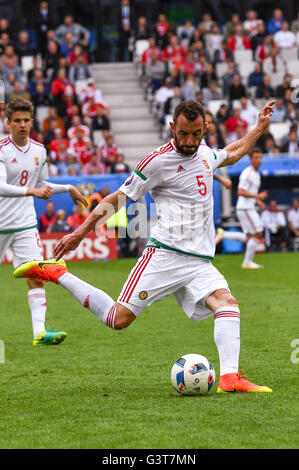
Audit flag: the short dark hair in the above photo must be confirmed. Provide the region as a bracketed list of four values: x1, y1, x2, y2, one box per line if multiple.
[6, 98, 34, 120]
[173, 99, 206, 125]
[249, 146, 263, 157]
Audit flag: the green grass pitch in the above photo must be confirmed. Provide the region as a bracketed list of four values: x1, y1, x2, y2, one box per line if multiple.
[0, 253, 299, 449]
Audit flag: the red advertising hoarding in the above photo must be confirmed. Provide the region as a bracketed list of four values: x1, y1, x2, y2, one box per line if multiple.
[2, 231, 118, 264]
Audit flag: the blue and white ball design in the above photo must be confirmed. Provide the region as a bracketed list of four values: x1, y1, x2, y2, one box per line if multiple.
[171, 353, 216, 396]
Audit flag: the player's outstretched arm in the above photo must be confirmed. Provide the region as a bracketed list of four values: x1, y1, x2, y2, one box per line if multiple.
[54, 190, 129, 260]
[213, 173, 232, 189]
[220, 101, 275, 167]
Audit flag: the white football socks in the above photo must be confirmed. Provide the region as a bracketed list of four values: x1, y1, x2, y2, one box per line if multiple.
[244, 237, 258, 265]
[58, 273, 116, 329]
[214, 306, 240, 376]
[27, 288, 47, 337]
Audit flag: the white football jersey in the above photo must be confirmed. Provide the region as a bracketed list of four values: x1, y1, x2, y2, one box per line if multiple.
[236, 165, 261, 210]
[0, 136, 48, 232]
[120, 139, 227, 260]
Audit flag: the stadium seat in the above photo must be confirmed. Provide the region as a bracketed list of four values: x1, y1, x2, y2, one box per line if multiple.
[133, 39, 150, 64]
[21, 56, 34, 74]
[270, 72, 285, 88]
[280, 47, 298, 62]
[215, 62, 228, 80]
[36, 105, 50, 130]
[92, 130, 103, 146]
[207, 99, 229, 115]
[75, 79, 90, 97]
[269, 122, 290, 144]
[233, 50, 253, 64]
[286, 60, 299, 76]
[239, 61, 256, 81]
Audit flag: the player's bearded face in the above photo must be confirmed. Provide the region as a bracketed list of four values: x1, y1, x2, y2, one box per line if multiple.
[171, 114, 206, 156]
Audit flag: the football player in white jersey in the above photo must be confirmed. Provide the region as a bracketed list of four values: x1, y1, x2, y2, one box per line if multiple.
[0, 98, 87, 345]
[15, 99, 275, 393]
[216, 147, 268, 269]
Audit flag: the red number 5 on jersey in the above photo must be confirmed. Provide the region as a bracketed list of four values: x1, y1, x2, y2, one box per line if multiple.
[196, 175, 207, 196]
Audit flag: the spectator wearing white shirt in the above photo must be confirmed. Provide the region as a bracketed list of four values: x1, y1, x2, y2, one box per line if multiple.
[155, 77, 174, 113]
[261, 200, 288, 251]
[239, 96, 259, 127]
[270, 98, 286, 122]
[274, 21, 296, 49]
[243, 10, 264, 39]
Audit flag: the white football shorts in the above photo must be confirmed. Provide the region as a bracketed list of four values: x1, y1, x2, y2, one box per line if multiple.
[236, 209, 263, 235]
[0, 228, 44, 268]
[118, 246, 230, 321]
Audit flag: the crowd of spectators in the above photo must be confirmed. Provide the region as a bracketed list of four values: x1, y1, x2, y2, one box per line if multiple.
[0, 1, 130, 178]
[134, 7, 299, 154]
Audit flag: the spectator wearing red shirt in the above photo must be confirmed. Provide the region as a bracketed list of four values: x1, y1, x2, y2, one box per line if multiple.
[163, 35, 187, 63]
[49, 128, 69, 160]
[228, 24, 251, 52]
[69, 128, 90, 163]
[69, 43, 90, 65]
[67, 205, 88, 230]
[67, 115, 90, 140]
[82, 96, 108, 121]
[142, 37, 162, 66]
[225, 107, 248, 134]
[155, 13, 169, 48]
[52, 68, 74, 115]
[98, 134, 121, 169]
[39, 201, 57, 233]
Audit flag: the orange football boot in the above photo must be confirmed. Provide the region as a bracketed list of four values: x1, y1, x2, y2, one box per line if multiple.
[13, 259, 68, 284]
[217, 370, 272, 393]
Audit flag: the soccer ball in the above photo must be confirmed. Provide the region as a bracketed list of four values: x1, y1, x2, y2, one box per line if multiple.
[171, 354, 216, 396]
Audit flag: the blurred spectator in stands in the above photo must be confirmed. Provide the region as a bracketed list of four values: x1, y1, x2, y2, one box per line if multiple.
[222, 61, 237, 97]
[255, 34, 273, 62]
[200, 62, 217, 89]
[239, 96, 259, 127]
[215, 103, 229, 125]
[163, 34, 187, 68]
[248, 62, 264, 88]
[250, 22, 267, 52]
[177, 20, 195, 51]
[145, 50, 165, 93]
[0, 108, 9, 135]
[256, 125, 275, 152]
[29, 68, 50, 98]
[189, 35, 207, 62]
[276, 73, 292, 98]
[256, 74, 274, 100]
[227, 24, 251, 52]
[284, 101, 297, 125]
[80, 78, 103, 106]
[45, 40, 61, 76]
[83, 152, 105, 175]
[91, 106, 110, 133]
[205, 23, 223, 57]
[224, 13, 241, 38]
[16, 31, 37, 58]
[155, 77, 174, 114]
[69, 127, 90, 162]
[264, 136, 277, 155]
[0, 17, 12, 37]
[270, 97, 286, 122]
[44, 118, 61, 146]
[67, 204, 88, 230]
[69, 52, 93, 84]
[57, 152, 81, 176]
[267, 8, 285, 34]
[67, 115, 90, 140]
[60, 31, 75, 57]
[55, 15, 90, 49]
[213, 39, 233, 63]
[34, 1, 55, 55]
[273, 21, 296, 49]
[224, 107, 248, 142]
[134, 16, 151, 40]
[287, 198, 299, 241]
[195, 52, 208, 78]
[142, 37, 162, 68]
[98, 134, 122, 170]
[39, 201, 57, 233]
[118, 0, 134, 61]
[181, 74, 200, 101]
[1, 44, 22, 83]
[243, 10, 264, 39]
[4, 72, 16, 101]
[27, 57, 44, 82]
[46, 153, 58, 177]
[51, 139, 69, 164]
[182, 50, 196, 76]
[202, 80, 222, 102]
[155, 13, 169, 49]
[280, 129, 299, 153]
[164, 86, 183, 116]
[261, 200, 288, 252]
[198, 12, 213, 35]
[63, 103, 81, 130]
[10, 81, 31, 102]
[229, 74, 246, 101]
[31, 83, 51, 108]
[0, 31, 12, 56]
[51, 68, 74, 115]
[82, 96, 108, 123]
[110, 154, 130, 174]
[50, 209, 72, 233]
[205, 120, 225, 148]
[43, 106, 65, 134]
[49, 127, 69, 160]
[69, 43, 89, 66]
